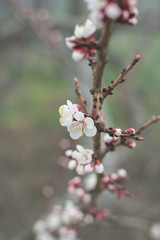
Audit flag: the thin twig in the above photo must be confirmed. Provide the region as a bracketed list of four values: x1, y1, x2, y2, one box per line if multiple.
[136, 115, 160, 134]
[102, 55, 141, 98]
[74, 77, 89, 114]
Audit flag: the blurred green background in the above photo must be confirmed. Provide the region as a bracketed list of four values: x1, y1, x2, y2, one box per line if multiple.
[0, 0, 160, 240]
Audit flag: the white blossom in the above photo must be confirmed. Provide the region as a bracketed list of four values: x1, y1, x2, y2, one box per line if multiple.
[74, 19, 96, 38]
[68, 112, 97, 139]
[59, 100, 78, 127]
[72, 145, 93, 164]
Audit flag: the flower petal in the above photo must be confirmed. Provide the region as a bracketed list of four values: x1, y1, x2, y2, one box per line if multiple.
[84, 117, 94, 129]
[76, 144, 84, 153]
[74, 112, 84, 121]
[84, 126, 97, 137]
[67, 100, 73, 109]
[68, 123, 83, 140]
[72, 150, 82, 159]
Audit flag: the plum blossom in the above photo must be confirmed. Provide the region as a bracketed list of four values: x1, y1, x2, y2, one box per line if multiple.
[59, 100, 78, 127]
[65, 19, 96, 61]
[72, 145, 93, 164]
[74, 19, 96, 38]
[68, 112, 97, 139]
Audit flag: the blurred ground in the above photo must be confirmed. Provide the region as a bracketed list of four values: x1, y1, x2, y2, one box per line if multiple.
[0, 0, 160, 240]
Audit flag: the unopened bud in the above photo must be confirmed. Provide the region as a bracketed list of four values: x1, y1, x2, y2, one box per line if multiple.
[112, 127, 122, 137]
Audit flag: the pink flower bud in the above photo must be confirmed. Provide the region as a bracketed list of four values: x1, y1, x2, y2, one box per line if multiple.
[105, 3, 121, 20]
[125, 128, 135, 134]
[65, 150, 73, 158]
[68, 160, 77, 170]
[117, 169, 127, 178]
[111, 173, 118, 181]
[84, 214, 94, 224]
[108, 184, 116, 191]
[75, 188, 85, 198]
[82, 193, 91, 203]
[126, 140, 136, 148]
[118, 190, 125, 199]
[68, 185, 76, 193]
[121, 10, 130, 21]
[102, 175, 110, 187]
[103, 134, 113, 144]
[112, 127, 122, 137]
[128, 17, 138, 25]
[95, 161, 104, 174]
[135, 54, 141, 60]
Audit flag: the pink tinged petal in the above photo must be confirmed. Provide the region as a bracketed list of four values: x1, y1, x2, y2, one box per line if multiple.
[84, 125, 97, 137]
[84, 117, 94, 129]
[76, 144, 84, 153]
[74, 112, 85, 121]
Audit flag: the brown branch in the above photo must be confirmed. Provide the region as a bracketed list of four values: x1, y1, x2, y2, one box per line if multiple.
[136, 115, 160, 134]
[74, 77, 89, 114]
[102, 55, 141, 98]
[93, 20, 115, 89]
[90, 20, 116, 209]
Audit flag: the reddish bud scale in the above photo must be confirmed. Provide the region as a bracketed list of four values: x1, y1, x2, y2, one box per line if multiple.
[125, 128, 135, 134]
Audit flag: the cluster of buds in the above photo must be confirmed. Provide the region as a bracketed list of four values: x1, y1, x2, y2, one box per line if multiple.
[33, 201, 94, 240]
[102, 169, 130, 199]
[92, 208, 111, 221]
[68, 177, 91, 204]
[84, 0, 138, 28]
[65, 145, 104, 175]
[65, 19, 97, 61]
[59, 100, 97, 139]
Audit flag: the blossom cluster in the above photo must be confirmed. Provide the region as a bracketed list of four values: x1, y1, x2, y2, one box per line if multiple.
[65, 19, 96, 61]
[84, 0, 138, 28]
[65, 144, 104, 175]
[33, 201, 93, 240]
[59, 100, 97, 139]
[102, 169, 129, 199]
[68, 176, 92, 204]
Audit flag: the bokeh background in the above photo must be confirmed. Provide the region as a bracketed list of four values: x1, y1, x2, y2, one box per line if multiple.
[0, 0, 160, 239]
